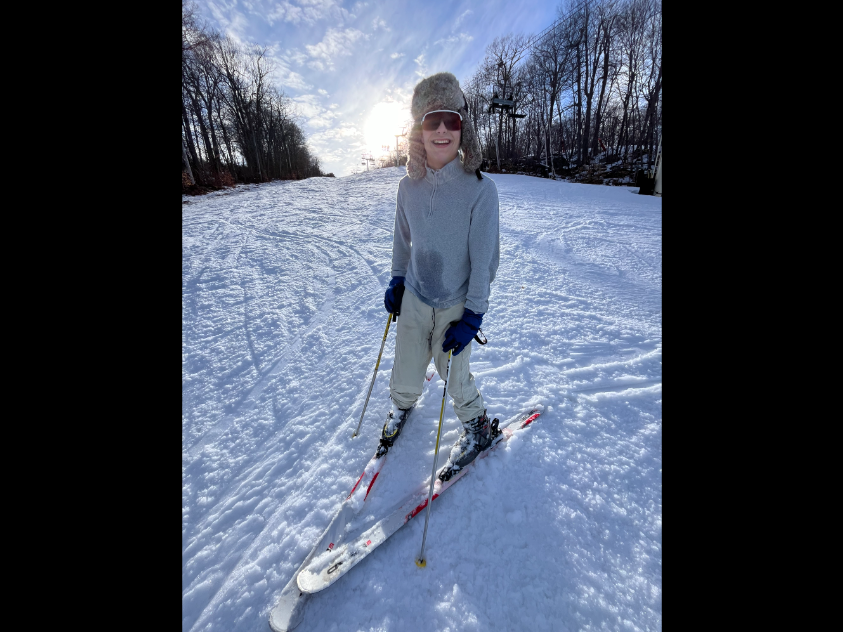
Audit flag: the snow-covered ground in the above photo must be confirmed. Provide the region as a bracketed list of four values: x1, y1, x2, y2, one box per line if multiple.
[182, 167, 662, 632]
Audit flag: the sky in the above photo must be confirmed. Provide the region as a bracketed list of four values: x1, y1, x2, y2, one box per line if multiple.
[194, 0, 565, 176]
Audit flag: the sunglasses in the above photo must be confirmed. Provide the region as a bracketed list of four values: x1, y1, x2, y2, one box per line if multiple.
[420, 110, 462, 132]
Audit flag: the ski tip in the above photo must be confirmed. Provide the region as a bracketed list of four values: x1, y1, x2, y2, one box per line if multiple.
[415, 557, 427, 568]
[268, 587, 308, 631]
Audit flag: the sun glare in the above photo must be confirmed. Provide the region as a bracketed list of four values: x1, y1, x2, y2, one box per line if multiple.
[364, 101, 410, 158]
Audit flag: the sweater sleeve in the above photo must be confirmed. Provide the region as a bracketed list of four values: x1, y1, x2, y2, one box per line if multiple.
[391, 182, 411, 278]
[465, 180, 500, 314]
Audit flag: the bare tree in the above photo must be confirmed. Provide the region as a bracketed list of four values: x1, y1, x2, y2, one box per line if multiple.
[640, 1, 662, 168]
[589, 0, 620, 161]
[182, 4, 326, 191]
[480, 34, 531, 168]
[453, 0, 660, 185]
[530, 17, 575, 174]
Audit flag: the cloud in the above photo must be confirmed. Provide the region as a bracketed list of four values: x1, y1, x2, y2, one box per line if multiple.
[318, 89, 329, 96]
[307, 125, 366, 167]
[293, 94, 339, 128]
[390, 52, 404, 59]
[278, 70, 313, 91]
[261, 46, 314, 91]
[266, 0, 356, 27]
[266, 2, 301, 25]
[414, 53, 427, 77]
[433, 32, 474, 46]
[308, 113, 339, 128]
[204, 1, 251, 42]
[293, 94, 322, 116]
[372, 17, 389, 31]
[453, 9, 473, 29]
[305, 27, 368, 72]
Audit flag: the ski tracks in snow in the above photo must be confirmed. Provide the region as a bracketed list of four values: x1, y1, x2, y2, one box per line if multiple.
[183, 174, 402, 632]
[185, 264, 337, 459]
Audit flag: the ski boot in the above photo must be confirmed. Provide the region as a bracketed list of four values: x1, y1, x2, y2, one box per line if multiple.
[438, 410, 499, 481]
[375, 405, 415, 458]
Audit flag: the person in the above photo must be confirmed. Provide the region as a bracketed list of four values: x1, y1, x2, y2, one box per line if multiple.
[378, 72, 500, 477]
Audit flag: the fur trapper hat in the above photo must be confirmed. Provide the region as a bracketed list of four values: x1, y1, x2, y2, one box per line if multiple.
[407, 72, 482, 180]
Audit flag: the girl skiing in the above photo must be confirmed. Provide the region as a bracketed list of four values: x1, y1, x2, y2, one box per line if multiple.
[380, 72, 500, 476]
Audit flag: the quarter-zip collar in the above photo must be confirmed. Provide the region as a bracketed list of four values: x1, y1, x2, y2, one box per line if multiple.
[424, 156, 462, 186]
[424, 156, 462, 218]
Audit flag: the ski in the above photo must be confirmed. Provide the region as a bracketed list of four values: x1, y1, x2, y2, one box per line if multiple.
[296, 406, 542, 594]
[269, 366, 437, 631]
[268, 446, 387, 631]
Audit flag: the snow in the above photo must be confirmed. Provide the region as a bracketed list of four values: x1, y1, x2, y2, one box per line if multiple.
[182, 167, 662, 632]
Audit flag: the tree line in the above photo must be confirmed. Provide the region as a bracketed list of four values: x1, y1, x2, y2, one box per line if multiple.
[182, 1, 328, 192]
[458, 0, 661, 180]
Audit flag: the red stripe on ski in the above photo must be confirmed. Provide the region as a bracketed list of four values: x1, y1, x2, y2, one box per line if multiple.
[407, 492, 439, 521]
[364, 471, 380, 500]
[404, 412, 542, 521]
[346, 469, 367, 500]
[519, 412, 541, 428]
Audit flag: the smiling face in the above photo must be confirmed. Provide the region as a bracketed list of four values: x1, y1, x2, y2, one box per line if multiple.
[422, 118, 461, 170]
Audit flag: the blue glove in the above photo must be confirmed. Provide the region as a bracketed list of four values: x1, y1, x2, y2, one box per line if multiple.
[384, 276, 406, 315]
[442, 309, 483, 356]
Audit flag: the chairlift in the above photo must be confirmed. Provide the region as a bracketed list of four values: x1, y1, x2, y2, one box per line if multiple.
[489, 96, 515, 114]
[490, 97, 515, 109]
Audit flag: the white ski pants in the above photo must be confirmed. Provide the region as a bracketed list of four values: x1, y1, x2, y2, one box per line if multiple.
[389, 288, 485, 423]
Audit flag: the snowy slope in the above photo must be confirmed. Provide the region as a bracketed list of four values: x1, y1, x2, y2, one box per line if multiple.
[182, 168, 662, 632]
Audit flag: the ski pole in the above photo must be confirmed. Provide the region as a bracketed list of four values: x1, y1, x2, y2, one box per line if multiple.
[352, 311, 395, 438]
[416, 349, 452, 568]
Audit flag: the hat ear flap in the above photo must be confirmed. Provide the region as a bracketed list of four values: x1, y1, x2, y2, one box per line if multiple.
[407, 125, 426, 179]
[459, 114, 482, 173]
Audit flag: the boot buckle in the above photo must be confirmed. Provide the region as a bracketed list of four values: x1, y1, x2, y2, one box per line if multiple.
[490, 417, 501, 440]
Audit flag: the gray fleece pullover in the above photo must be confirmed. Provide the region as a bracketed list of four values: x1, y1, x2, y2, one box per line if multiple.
[391, 157, 500, 314]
